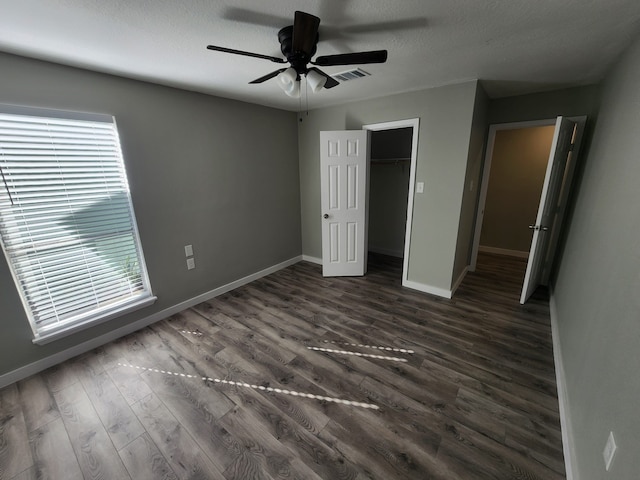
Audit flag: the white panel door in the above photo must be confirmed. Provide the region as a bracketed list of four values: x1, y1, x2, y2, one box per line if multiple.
[520, 117, 576, 304]
[320, 130, 369, 276]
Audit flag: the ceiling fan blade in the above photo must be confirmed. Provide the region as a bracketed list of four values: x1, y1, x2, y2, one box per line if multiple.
[292, 11, 320, 57]
[249, 68, 288, 84]
[320, 18, 428, 41]
[313, 50, 388, 67]
[222, 7, 287, 28]
[308, 67, 339, 89]
[207, 45, 286, 64]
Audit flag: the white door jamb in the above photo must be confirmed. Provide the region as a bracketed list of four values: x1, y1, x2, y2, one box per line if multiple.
[363, 118, 420, 288]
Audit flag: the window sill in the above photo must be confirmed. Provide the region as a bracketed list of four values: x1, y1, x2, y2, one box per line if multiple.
[32, 295, 157, 345]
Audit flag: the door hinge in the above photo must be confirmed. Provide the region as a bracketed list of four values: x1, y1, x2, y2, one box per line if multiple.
[569, 143, 575, 152]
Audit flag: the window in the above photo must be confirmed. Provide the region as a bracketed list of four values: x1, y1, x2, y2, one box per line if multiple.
[0, 105, 155, 344]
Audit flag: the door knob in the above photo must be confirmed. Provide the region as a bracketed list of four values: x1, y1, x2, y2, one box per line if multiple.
[323, 214, 329, 219]
[541, 226, 549, 231]
[528, 224, 536, 230]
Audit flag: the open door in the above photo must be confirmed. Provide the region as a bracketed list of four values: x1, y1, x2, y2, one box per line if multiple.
[320, 130, 369, 276]
[520, 117, 576, 304]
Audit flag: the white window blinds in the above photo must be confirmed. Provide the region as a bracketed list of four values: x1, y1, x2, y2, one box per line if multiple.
[0, 105, 154, 343]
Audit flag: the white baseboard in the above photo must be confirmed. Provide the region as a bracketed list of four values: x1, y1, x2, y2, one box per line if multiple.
[451, 266, 469, 297]
[403, 279, 452, 299]
[479, 245, 529, 259]
[549, 291, 578, 480]
[301, 255, 322, 265]
[403, 267, 468, 299]
[0, 255, 303, 389]
[368, 246, 404, 258]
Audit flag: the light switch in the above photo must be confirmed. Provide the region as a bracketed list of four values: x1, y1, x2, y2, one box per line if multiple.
[186, 258, 195, 270]
[184, 245, 193, 257]
[416, 182, 424, 194]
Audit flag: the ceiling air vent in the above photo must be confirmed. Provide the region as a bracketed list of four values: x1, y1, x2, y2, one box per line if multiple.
[331, 68, 370, 83]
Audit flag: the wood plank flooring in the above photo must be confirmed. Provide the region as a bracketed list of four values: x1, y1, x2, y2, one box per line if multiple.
[0, 253, 565, 479]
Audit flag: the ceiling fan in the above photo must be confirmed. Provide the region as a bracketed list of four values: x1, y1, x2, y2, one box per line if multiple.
[206, 11, 388, 97]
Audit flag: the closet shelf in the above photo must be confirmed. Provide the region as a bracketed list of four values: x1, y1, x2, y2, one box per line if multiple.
[371, 157, 411, 164]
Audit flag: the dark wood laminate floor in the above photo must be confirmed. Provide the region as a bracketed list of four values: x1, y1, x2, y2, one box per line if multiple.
[0, 253, 565, 480]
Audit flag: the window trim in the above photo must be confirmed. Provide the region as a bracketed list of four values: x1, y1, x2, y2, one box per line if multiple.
[0, 103, 156, 344]
[32, 295, 157, 344]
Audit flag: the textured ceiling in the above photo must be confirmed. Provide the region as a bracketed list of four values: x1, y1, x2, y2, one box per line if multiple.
[1, 0, 640, 111]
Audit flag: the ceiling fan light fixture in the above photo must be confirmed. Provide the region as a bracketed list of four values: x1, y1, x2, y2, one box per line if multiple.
[284, 79, 300, 98]
[277, 67, 300, 97]
[306, 69, 327, 93]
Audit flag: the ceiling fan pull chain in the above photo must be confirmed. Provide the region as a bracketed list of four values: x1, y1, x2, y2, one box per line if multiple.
[299, 85, 302, 113]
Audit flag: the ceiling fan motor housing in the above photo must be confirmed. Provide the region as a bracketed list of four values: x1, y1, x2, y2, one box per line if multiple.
[278, 26, 318, 76]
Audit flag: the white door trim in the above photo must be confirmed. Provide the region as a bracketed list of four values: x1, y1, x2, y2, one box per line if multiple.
[541, 115, 587, 284]
[363, 118, 419, 287]
[470, 119, 556, 271]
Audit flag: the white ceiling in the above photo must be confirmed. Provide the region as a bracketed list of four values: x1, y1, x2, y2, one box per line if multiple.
[1, 0, 639, 112]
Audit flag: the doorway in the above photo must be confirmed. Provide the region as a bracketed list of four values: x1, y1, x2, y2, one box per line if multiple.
[363, 119, 419, 285]
[470, 117, 586, 301]
[478, 124, 556, 258]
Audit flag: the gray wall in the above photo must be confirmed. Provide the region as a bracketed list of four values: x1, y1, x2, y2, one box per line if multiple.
[368, 128, 412, 257]
[480, 126, 555, 253]
[551, 34, 640, 479]
[453, 84, 489, 282]
[488, 84, 601, 124]
[0, 52, 301, 376]
[298, 81, 479, 291]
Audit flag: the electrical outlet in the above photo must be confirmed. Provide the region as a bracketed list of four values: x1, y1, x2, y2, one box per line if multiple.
[186, 258, 195, 270]
[416, 181, 424, 194]
[603, 431, 617, 471]
[184, 244, 193, 257]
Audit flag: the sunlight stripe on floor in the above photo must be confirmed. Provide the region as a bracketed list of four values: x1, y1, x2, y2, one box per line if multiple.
[322, 340, 414, 354]
[180, 330, 203, 336]
[117, 363, 379, 410]
[307, 346, 408, 362]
